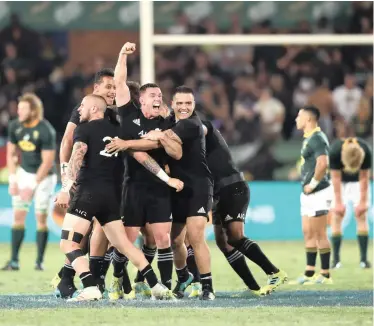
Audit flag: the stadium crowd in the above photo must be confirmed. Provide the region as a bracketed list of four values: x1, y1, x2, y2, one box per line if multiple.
[0, 3, 372, 180]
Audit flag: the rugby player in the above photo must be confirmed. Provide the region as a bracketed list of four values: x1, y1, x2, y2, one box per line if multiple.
[329, 137, 372, 269]
[142, 86, 215, 300]
[292, 105, 333, 284]
[104, 42, 183, 299]
[2, 93, 57, 271]
[55, 94, 174, 302]
[52, 68, 118, 298]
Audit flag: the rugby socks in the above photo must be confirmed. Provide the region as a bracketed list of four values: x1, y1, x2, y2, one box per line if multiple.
[224, 249, 260, 291]
[200, 272, 213, 292]
[89, 256, 104, 284]
[79, 271, 96, 288]
[157, 247, 173, 289]
[112, 249, 132, 294]
[306, 247, 317, 267]
[176, 265, 190, 283]
[57, 266, 64, 278]
[11, 226, 25, 262]
[36, 227, 48, 264]
[319, 248, 331, 276]
[231, 237, 279, 275]
[102, 246, 114, 276]
[357, 232, 369, 263]
[134, 245, 157, 283]
[186, 245, 200, 282]
[62, 263, 76, 279]
[331, 233, 342, 263]
[140, 264, 158, 288]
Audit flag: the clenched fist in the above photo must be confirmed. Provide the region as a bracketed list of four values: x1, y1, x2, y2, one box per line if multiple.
[121, 42, 136, 55]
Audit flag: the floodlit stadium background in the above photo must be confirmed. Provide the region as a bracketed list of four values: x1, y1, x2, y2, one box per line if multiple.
[0, 1, 372, 243]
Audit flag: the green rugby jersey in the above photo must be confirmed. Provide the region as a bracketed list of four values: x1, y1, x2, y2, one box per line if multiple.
[329, 137, 372, 182]
[8, 119, 57, 174]
[300, 127, 330, 194]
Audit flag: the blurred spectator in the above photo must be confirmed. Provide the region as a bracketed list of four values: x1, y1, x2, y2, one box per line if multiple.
[332, 73, 362, 123]
[352, 97, 373, 140]
[253, 88, 285, 143]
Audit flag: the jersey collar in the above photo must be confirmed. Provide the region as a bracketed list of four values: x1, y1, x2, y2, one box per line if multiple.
[303, 127, 321, 138]
[23, 119, 40, 128]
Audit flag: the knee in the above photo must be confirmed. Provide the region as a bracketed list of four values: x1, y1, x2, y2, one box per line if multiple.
[215, 234, 227, 253]
[144, 233, 156, 248]
[153, 231, 170, 248]
[355, 214, 367, 224]
[36, 213, 48, 228]
[171, 235, 185, 250]
[313, 228, 328, 241]
[60, 239, 79, 254]
[302, 227, 313, 241]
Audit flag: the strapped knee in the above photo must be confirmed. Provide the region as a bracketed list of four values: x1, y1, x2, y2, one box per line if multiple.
[61, 229, 84, 244]
[66, 249, 85, 266]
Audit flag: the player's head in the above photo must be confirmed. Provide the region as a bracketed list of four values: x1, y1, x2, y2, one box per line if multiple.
[171, 86, 195, 120]
[341, 138, 365, 173]
[295, 105, 320, 130]
[139, 83, 162, 118]
[127, 81, 140, 102]
[93, 68, 115, 106]
[17, 93, 44, 123]
[78, 94, 107, 122]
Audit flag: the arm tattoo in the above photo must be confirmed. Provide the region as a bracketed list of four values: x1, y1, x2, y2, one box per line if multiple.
[67, 142, 88, 183]
[130, 151, 161, 175]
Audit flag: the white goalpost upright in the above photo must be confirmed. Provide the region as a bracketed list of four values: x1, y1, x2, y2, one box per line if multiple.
[139, 0, 373, 84]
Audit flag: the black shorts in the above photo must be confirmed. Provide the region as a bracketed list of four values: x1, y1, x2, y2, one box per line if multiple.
[121, 182, 172, 227]
[172, 186, 213, 224]
[67, 185, 120, 226]
[212, 181, 249, 227]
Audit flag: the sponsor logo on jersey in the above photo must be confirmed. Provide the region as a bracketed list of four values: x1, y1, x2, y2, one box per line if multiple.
[18, 140, 36, 152]
[133, 119, 140, 126]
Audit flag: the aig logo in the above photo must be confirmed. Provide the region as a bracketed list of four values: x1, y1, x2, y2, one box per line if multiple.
[75, 209, 87, 217]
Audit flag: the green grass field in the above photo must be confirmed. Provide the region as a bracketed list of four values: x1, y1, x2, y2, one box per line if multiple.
[0, 241, 372, 326]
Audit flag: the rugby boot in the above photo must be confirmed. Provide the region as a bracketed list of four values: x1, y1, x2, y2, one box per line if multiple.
[360, 261, 371, 269]
[35, 262, 44, 271]
[312, 274, 333, 284]
[151, 282, 176, 300]
[67, 286, 102, 302]
[108, 276, 124, 300]
[172, 272, 194, 299]
[262, 269, 288, 292]
[188, 282, 202, 298]
[123, 289, 136, 300]
[133, 281, 152, 297]
[199, 286, 215, 301]
[331, 261, 342, 269]
[55, 277, 77, 299]
[232, 287, 271, 298]
[1, 260, 19, 271]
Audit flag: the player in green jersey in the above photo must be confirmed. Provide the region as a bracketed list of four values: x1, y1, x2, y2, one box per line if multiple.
[291, 105, 333, 285]
[329, 137, 372, 269]
[2, 93, 57, 271]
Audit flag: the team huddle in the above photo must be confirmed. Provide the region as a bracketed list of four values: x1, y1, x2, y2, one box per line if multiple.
[2, 42, 371, 302]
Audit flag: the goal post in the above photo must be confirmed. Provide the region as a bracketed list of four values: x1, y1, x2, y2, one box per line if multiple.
[139, 0, 373, 84]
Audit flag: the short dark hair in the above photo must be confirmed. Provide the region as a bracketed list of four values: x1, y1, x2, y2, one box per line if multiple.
[94, 68, 114, 84]
[127, 81, 140, 101]
[302, 105, 320, 120]
[140, 83, 159, 93]
[173, 86, 194, 97]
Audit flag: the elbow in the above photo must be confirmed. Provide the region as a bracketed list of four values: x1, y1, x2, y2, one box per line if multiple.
[173, 151, 182, 160]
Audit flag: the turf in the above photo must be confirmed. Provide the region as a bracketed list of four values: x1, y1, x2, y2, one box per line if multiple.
[0, 241, 372, 326]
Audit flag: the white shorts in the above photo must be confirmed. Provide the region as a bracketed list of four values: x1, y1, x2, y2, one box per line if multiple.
[300, 185, 332, 218]
[331, 182, 371, 208]
[12, 168, 57, 213]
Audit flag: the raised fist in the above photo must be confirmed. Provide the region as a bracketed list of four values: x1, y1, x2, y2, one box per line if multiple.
[121, 42, 136, 55]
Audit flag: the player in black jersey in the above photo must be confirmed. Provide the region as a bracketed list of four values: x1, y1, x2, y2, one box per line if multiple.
[142, 86, 215, 300]
[52, 68, 121, 298]
[55, 94, 173, 302]
[202, 120, 287, 296]
[103, 42, 183, 299]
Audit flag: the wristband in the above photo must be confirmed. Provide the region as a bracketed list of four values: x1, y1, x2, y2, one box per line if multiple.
[309, 178, 320, 190]
[9, 174, 16, 184]
[156, 170, 170, 183]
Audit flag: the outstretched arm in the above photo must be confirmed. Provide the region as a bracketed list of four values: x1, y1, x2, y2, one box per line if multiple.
[159, 130, 183, 160]
[115, 42, 136, 107]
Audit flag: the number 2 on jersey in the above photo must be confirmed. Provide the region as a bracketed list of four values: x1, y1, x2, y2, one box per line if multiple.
[99, 136, 118, 157]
